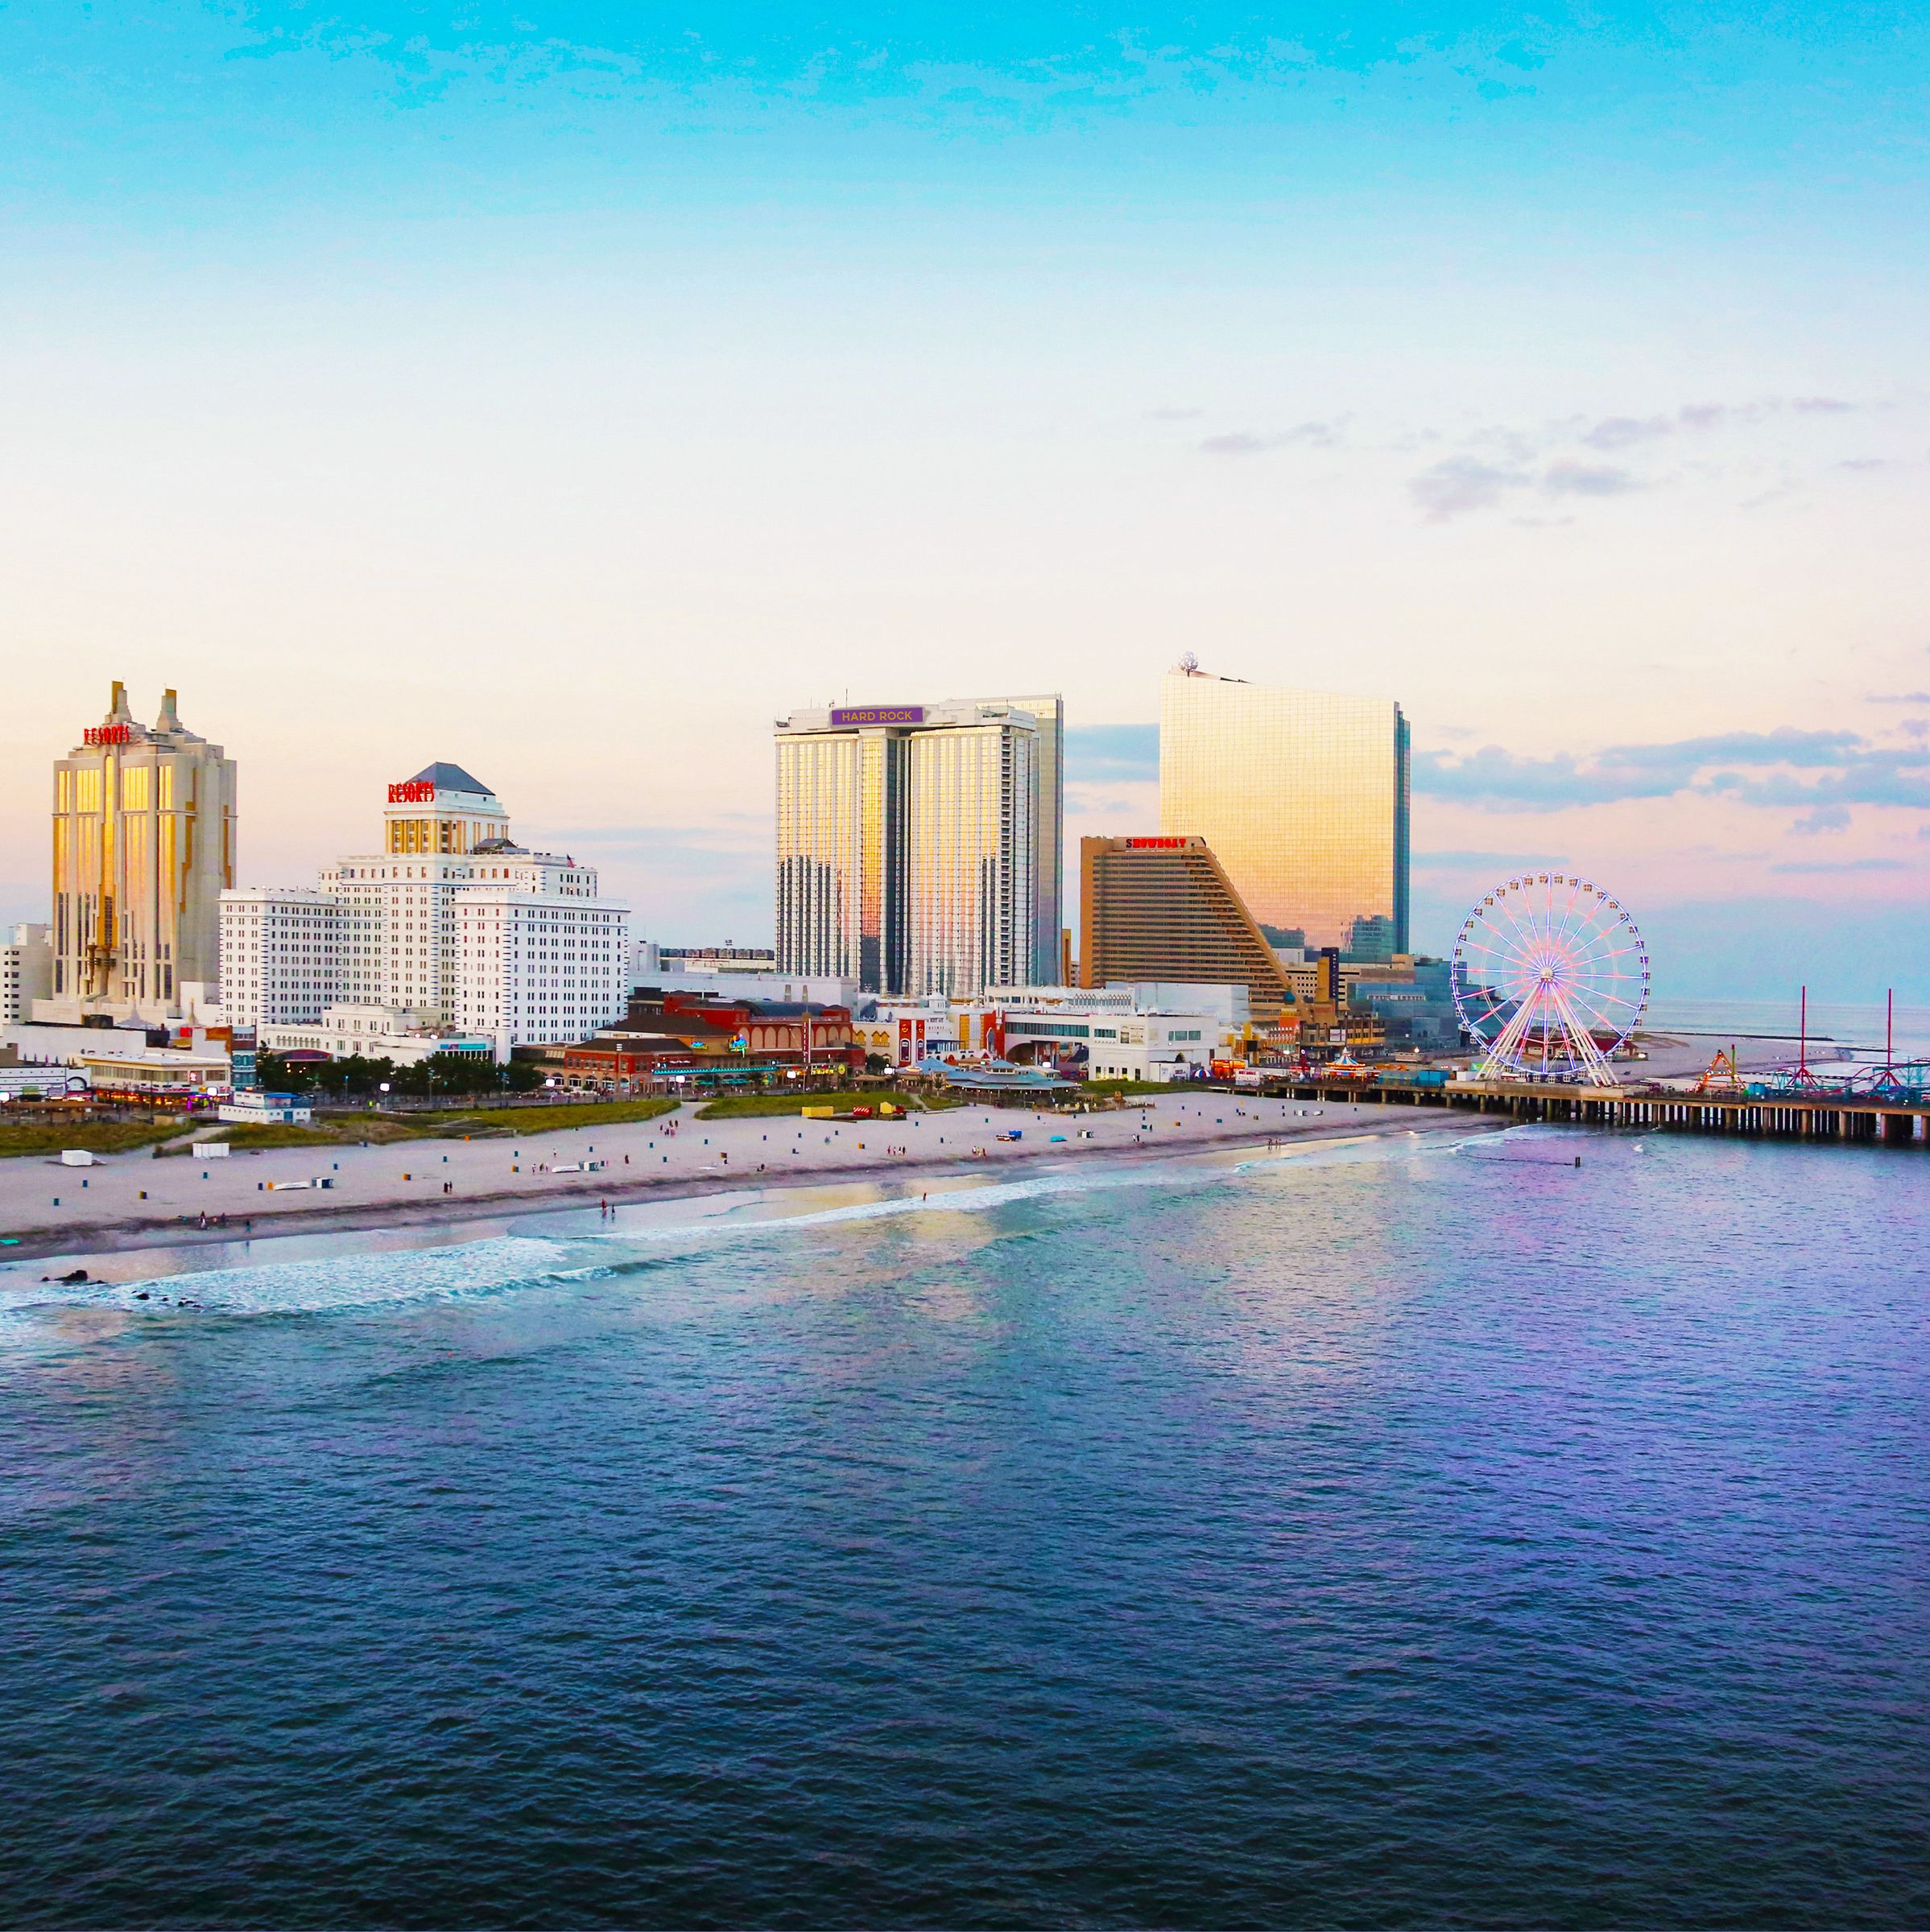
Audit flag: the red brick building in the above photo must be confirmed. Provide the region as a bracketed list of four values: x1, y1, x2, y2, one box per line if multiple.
[560, 992, 862, 1090]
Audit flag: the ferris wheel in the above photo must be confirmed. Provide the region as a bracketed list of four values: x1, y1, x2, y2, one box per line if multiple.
[1450, 873, 1650, 1085]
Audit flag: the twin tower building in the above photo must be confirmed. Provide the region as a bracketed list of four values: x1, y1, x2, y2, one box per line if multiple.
[775, 663, 1411, 1000]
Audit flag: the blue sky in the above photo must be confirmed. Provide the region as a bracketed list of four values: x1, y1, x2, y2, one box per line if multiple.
[2, 2, 1927, 997]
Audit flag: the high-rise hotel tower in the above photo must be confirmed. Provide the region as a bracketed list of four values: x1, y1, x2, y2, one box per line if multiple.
[1159, 663, 1410, 959]
[45, 683, 236, 1024]
[774, 697, 1059, 997]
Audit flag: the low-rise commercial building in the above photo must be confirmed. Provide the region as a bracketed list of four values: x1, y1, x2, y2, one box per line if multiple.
[1001, 1007, 1215, 1082]
[639, 943, 779, 976]
[639, 968, 862, 1007]
[1349, 958, 1460, 1052]
[851, 996, 958, 1067]
[0, 1057, 86, 1100]
[75, 1042, 231, 1103]
[562, 991, 865, 1091]
[259, 1004, 494, 1069]
[962, 982, 1249, 1081]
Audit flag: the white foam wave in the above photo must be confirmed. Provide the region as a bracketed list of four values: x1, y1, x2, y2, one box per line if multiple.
[0, 1235, 590, 1323]
[0, 1128, 1456, 1331]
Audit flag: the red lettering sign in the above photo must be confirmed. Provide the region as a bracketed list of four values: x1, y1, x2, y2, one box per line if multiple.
[1126, 836, 1187, 849]
[387, 781, 436, 803]
[82, 724, 134, 746]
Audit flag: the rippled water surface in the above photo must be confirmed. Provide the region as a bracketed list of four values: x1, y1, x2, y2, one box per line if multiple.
[2, 1129, 1928, 1928]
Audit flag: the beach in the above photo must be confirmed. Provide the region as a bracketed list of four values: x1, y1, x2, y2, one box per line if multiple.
[0, 1092, 1494, 1263]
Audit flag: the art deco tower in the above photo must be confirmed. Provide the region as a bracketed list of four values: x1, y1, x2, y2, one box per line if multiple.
[47, 683, 237, 1024]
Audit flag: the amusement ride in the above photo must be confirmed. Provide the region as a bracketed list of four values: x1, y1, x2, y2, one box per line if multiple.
[1450, 873, 1650, 1085]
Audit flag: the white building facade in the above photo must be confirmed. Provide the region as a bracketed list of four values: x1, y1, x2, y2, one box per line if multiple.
[1, 924, 53, 1026]
[217, 889, 343, 1030]
[449, 890, 630, 1059]
[218, 762, 629, 1063]
[317, 763, 601, 1013]
[973, 982, 1246, 1080]
[260, 1005, 494, 1069]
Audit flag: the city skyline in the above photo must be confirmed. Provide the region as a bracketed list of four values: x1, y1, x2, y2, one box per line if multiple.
[1, 5, 1927, 1000]
[9, 663, 1930, 1008]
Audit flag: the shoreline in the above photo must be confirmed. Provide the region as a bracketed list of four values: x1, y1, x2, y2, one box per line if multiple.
[0, 1106, 1502, 1267]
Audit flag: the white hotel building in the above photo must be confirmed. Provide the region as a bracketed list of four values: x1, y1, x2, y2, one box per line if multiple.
[218, 890, 343, 1031]
[2, 923, 54, 1026]
[219, 763, 629, 1062]
[449, 890, 628, 1047]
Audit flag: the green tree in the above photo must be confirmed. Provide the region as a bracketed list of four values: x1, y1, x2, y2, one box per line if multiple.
[254, 1051, 316, 1093]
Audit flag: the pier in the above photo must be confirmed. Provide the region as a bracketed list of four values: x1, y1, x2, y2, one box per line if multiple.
[1265, 1079, 1930, 1146]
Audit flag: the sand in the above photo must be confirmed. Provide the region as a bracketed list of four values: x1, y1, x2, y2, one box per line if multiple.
[0, 1094, 1494, 1262]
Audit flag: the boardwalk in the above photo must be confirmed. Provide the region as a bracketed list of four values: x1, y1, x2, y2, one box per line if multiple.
[1264, 1077, 1930, 1146]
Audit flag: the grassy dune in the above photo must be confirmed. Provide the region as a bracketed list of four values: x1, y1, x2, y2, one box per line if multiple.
[0, 1119, 185, 1161]
[207, 1095, 683, 1150]
[696, 1088, 953, 1120]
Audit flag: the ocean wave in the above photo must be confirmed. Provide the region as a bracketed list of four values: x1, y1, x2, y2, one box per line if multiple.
[0, 1131, 1447, 1331]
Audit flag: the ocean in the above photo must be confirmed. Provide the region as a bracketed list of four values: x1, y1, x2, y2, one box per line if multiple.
[1645, 995, 1930, 1061]
[2, 1127, 1927, 1928]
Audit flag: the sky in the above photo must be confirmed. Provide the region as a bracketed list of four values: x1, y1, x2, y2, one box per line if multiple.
[2, 2, 1927, 1001]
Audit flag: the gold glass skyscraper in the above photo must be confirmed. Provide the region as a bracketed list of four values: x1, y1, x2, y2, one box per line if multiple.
[48, 682, 237, 1023]
[1159, 665, 1409, 957]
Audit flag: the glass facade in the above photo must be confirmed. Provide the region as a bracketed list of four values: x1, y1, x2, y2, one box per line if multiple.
[775, 731, 870, 981]
[1159, 669, 1409, 955]
[49, 683, 236, 1022]
[775, 701, 1043, 997]
[903, 724, 1035, 997]
[989, 692, 1063, 985]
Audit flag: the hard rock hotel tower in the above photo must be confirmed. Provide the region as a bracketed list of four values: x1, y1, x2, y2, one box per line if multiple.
[774, 698, 1060, 997]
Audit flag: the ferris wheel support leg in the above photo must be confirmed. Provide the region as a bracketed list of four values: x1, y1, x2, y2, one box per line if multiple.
[1548, 983, 1619, 1087]
[1478, 993, 1541, 1079]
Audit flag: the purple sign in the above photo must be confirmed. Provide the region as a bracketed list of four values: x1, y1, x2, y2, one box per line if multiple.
[830, 705, 925, 728]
